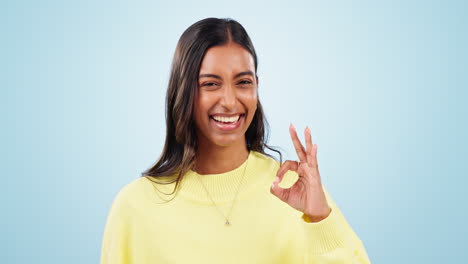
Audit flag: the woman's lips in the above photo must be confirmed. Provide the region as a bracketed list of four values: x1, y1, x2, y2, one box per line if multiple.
[209, 114, 244, 131]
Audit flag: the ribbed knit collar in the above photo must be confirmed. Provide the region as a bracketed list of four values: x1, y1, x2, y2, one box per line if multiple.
[177, 151, 264, 205]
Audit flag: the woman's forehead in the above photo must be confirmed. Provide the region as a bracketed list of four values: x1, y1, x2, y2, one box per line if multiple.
[199, 43, 255, 76]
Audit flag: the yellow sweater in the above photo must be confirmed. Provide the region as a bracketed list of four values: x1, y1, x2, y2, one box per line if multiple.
[101, 151, 370, 263]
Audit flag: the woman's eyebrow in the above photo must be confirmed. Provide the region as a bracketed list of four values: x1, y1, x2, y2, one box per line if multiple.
[198, 71, 254, 79]
[234, 71, 254, 79]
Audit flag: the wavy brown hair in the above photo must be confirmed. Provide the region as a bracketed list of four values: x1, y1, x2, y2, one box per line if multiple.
[141, 17, 281, 199]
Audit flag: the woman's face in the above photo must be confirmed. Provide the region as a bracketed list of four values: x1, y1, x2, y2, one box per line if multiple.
[194, 42, 258, 149]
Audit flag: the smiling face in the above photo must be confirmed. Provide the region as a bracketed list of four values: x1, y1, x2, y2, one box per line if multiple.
[194, 42, 258, 149]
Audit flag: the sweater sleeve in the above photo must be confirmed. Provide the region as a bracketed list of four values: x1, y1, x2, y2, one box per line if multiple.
[100, 187, 133, 264]
[301, 187, 371, 263]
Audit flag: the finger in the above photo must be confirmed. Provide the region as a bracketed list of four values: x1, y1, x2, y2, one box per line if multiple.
[289, 123, 307, 162]
[305, 126, 313, 165]
[310, 144, 318, 169]
[276, 160, 299, 182]
[270, 179, 291, 203]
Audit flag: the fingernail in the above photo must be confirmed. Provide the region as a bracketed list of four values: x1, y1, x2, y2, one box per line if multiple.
[290, 123, 295, 130]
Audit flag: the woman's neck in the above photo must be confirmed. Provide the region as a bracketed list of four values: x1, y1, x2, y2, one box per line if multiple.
[194, 141, 249, 175]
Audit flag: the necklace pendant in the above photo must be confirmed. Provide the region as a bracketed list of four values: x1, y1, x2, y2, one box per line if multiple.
[225, 220, 230, 226]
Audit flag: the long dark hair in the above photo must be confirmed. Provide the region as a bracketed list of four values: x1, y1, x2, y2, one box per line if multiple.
[142, 17, 281, 198]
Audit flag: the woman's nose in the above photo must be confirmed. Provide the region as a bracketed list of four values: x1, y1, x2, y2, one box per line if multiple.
[220, 85, 237, 110]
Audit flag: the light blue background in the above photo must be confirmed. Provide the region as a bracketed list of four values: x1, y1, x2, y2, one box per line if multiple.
[2, 0, 467, 263]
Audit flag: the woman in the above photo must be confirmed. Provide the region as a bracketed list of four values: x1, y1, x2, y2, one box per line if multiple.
[101, 17, 370, 263]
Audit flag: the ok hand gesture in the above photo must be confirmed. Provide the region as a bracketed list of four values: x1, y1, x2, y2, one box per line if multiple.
[270, 124, 331, 222]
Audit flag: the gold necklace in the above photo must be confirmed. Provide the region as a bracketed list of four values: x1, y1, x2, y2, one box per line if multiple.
[196, 155, 249, 226]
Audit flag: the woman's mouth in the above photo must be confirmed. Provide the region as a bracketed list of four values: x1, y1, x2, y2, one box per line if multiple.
[209, 114, 245, 131]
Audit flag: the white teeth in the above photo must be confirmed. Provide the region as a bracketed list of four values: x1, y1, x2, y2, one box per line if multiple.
[212, 115, 240, 123]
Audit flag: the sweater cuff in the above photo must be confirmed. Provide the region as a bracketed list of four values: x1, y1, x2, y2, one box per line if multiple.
[301, 208, 347, 255]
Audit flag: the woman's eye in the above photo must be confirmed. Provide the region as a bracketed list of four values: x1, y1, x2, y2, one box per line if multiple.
[238, 80, 252, 85]
[201, 82, 217, 87]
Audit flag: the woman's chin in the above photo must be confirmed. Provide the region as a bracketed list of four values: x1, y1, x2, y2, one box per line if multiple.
[211, 135, 245, 148]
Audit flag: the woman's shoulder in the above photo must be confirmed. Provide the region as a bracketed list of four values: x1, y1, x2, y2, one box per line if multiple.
[251, 150, 281, 169]
[111, 176, 174, 211]
[110, 177, 149, 205]
[252, 150, 279, 165]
